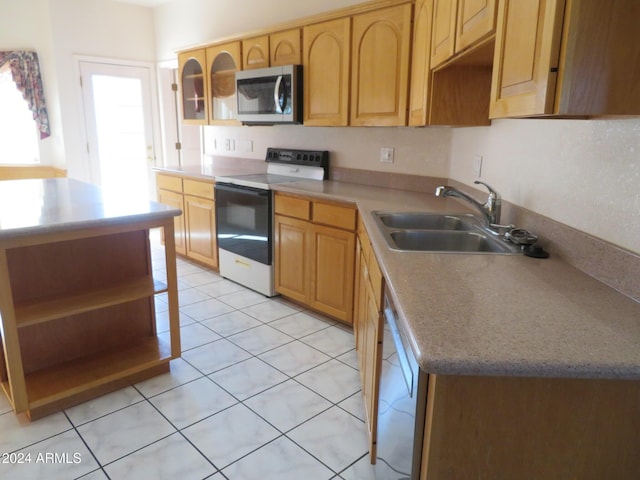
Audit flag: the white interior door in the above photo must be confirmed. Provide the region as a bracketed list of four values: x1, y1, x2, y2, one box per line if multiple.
[80, 61, 157, 199]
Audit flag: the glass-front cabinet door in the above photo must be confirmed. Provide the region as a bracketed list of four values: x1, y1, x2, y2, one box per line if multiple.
[206, 42, 242, 124]
[178, 49, 208, 124]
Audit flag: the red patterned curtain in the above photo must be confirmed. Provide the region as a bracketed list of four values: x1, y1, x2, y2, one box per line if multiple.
[0, 50, 50, 139]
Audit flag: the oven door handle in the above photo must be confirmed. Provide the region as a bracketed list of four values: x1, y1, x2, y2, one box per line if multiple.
[214, 183, 271, 198]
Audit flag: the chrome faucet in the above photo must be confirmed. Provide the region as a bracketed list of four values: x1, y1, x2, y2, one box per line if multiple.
[435, 180, 502, 226]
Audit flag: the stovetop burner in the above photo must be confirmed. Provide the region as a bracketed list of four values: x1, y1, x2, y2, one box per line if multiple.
[216, 148, 329, 190]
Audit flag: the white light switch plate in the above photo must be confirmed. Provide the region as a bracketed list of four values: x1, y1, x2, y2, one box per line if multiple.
[380, 147, 394, 163]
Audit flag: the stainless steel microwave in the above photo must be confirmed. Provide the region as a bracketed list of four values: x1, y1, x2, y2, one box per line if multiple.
[235, 64, 302, 124]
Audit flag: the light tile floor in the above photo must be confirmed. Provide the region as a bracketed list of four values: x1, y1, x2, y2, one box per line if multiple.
[0, 236, 378, 480]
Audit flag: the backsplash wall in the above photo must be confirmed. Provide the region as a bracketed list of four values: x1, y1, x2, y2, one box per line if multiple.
[202, 117, 640, 256]
[450, 118, 640, 255]
[201, 125, 452, 179]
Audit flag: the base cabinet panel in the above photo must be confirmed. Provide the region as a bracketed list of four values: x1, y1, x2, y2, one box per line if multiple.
[158, 189, 186, 255]
[274, 193, 356, 323]
[184, 195, 217, 268]
[421, 374, 640, 479]
[156, 173, 218, 269]
[274, 215, 311, 304]
[354, 224, 384, 462]
[310, 224, 355, 323]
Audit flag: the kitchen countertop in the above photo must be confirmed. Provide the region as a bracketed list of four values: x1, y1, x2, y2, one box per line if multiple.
[270, 180, 640, 380]
[0, 178, 180, 240]
[155, 166, 640, 380]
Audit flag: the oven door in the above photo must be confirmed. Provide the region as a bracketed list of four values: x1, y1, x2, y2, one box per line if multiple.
[215, 182, 272, 265]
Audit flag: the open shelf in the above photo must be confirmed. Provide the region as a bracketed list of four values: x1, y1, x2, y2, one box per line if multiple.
[0, 211, 180, 420]
[15, 276, 156, 328]
[24, 336, 172, 417]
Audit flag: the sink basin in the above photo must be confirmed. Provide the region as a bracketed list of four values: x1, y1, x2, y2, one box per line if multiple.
[372, 211, 521, 254]
[389, 230, 517, 253]
[375, 212, 476, 231]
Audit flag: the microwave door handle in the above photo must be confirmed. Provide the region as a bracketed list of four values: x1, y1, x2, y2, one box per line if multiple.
[273, 75, 284, 113]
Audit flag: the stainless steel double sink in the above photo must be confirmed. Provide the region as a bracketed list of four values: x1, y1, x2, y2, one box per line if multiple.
[372, 211, 521, 254]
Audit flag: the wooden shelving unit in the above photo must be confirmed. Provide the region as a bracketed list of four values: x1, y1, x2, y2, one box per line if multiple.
[0, 216, 180, 421]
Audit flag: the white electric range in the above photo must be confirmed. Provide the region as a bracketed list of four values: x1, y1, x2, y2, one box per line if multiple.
[214, 148, 329, 296]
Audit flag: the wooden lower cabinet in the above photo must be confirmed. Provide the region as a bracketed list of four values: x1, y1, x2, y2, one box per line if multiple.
[156, 173, 218, 269]
[310, 224, 355, 321]
[354, 226, 384, 462]
[184, 194, 217, 268]
[421, 374, 640, 479]
[274, 215, 310, 304]
[274, 193, 356, 324]
[157, 188, 186, 255]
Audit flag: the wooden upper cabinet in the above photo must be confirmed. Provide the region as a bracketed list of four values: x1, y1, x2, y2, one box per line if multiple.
[456, 0, 498, 53]
[206, 42, 242, 124]
[270, 29, 302, 66]
[351, 3, 413, 126]
[490, 0, 565, 118]
[242, 35, 269, 70]
[178, 49, 208, 125]
[409, 0, 434, 126]
[431, 0, 458, 68]
[491, 0, 640, 118]
[303, 18, 351, 126]
[431, 0, 497, 69]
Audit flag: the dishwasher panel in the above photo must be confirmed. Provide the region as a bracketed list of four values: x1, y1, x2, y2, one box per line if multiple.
[375, 294, 428, 480]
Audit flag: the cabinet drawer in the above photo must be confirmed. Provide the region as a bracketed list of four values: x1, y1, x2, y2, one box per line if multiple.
[183, 179, 214, 198]
[157, 174, 183, 193]
[275, 194, 311, 220]
[313, 202, 357, 231]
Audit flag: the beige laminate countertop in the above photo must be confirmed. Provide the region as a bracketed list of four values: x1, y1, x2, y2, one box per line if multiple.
[0, 178, 180, 240]
[271, 180, 640, 380]
[156, 166, 640, 380]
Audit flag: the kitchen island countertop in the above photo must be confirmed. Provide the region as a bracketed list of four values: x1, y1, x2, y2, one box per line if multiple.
[0, 177, 181, 239]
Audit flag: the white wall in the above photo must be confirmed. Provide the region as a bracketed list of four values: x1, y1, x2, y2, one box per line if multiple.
[450, 118, 640, 254]
[48, 0, 156, 181]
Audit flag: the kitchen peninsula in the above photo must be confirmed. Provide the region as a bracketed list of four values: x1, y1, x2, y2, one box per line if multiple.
[0, 178, 181, 421]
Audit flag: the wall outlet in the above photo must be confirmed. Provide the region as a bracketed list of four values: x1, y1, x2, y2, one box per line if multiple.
[380, 147, 395, 163]
[473, 155, 483, 177]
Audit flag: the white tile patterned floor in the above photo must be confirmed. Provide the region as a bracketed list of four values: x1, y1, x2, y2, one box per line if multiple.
[0, 235, 377, 480]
